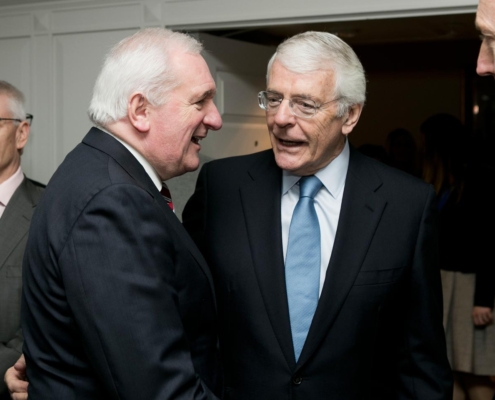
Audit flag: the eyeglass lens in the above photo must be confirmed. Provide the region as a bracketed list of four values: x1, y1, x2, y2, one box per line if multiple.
[258, 91, 317, 117]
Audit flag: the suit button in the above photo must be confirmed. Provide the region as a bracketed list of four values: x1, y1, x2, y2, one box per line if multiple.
[292, 376, 303, 385]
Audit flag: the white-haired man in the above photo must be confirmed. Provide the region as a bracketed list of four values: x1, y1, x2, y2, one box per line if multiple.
[5, 28, 223, 400]
[0, 81, 43, 400]
[183, 31, 452, 399]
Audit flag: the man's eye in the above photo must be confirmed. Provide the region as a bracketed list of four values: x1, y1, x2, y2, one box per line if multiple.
[480, 34, 495, 43]
[294, 99, 315, 110]
[267, 97, 281, 105]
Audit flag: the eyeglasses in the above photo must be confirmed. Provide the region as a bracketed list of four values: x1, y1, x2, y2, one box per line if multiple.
[258, 91, 340, 118]
[0, 114, 33, 126]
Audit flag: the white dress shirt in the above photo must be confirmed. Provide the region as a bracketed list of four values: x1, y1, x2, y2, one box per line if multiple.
[0, 166, 24, 219]
[281, 139, 349, 296]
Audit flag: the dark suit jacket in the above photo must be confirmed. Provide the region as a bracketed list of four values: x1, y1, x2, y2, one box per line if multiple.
[183, 147, 452, 400]
[0, 177, 43, 395]
[22, 128, 222, 400]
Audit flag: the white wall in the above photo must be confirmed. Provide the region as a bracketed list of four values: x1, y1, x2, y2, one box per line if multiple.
[0, 0, 477, 183]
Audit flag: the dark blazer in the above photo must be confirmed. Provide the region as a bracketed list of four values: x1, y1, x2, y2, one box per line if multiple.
[0, 177, 43, 395]
[22, 128, 222, 400]
[183, 147, 452, 400]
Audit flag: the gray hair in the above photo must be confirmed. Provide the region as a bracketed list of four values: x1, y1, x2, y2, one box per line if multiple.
[88, 28, 203, 127]
[267, 31, 366, 117]
[0, 80, 26, 122]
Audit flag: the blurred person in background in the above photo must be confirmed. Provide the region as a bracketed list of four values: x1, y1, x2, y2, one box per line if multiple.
[356, 143, 389, 164]
[420, 113, 495, 400]
[386, 128, 418, 176]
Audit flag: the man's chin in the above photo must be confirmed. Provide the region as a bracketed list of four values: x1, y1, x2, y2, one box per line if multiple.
[273, 152, 303, 174]
[183, 158, 201, 173]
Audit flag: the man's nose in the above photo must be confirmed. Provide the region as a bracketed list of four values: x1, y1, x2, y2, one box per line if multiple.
[273, 99, 296, 126]
[476, 40, 495, 77]
[205, 102, 223, 131]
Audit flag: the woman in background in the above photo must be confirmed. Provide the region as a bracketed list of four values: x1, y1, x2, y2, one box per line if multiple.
[386, 127, 418, 176]
[421, 113, 495, 400]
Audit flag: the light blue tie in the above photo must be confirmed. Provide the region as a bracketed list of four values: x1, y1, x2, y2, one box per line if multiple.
[285, 175, 323, 361]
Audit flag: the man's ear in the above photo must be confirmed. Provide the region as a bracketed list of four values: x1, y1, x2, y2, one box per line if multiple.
[342, 104, 363, 136]
[128, 93, 150, 132]
[15, 121, 30, 152]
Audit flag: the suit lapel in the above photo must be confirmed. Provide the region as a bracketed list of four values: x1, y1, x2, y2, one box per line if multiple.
[0, 178, 36, 271]
[239, 151, 297, 369]
[297, 148, 387, 368]
[82, 128, 216, 305]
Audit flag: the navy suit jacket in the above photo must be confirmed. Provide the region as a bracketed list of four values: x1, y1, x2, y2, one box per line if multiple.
[22, 128, 222, 399]
[183, 147, 452, 400]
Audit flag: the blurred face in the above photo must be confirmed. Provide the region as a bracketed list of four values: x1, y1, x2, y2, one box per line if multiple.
[266, 61, 361, 176]
[144, 52, 222, 180]
[476, 0, 495, 77]
[0, 94, 29, 184]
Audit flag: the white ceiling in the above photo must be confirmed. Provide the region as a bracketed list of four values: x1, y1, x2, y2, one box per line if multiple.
[0, 0, 67, 5]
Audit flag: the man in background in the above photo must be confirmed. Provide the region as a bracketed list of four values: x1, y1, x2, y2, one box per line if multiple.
[0, 81, 43, 400]
[474, 3, 495, 400]
[5, 28, 223, 399]
[476, 0, 495, 79]
[183, 31, 452, 399]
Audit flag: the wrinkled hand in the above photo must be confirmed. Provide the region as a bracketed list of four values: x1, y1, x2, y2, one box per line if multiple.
[472, 306, 494, 327]
[4, 354, 28, 400]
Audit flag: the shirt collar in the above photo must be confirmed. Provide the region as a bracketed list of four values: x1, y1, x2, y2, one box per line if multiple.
[282, 138, 350, 199]
[0, 166, 24, 207]
[102, 128, 162, 192]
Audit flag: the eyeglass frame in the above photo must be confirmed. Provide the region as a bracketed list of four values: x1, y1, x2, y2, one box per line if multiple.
[0, 114, 33, 126]
[258, 91, 341, 118]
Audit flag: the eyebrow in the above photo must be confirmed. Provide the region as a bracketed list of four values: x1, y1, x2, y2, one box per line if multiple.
[266, 89, 318, 101]
[202, 89, 216, 98]
[193, 89, 216, 102]
[476, 28, 495, 39]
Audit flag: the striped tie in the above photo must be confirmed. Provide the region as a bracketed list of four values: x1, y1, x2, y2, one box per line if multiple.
[160, 183, 174, 211]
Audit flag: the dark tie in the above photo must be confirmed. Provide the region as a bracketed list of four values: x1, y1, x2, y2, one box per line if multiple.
[285, 175, 323, 361]
[160, 183, 174, 211]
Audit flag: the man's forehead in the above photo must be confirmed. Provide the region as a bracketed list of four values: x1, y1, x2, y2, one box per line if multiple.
[267, 63, 335, 98]
[0, 94, 10, 113]
[173, 52, 215, 91]
[269, 60, 334, 79]
[476, 0, 495, 32]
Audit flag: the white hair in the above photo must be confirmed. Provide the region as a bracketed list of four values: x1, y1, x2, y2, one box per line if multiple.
[0, 80, 26, 122]
[88, 28, 203, 127]
[266, 31, 366, 117]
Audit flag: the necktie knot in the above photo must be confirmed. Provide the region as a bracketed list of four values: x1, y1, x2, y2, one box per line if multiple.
[299, 175, 322, 199]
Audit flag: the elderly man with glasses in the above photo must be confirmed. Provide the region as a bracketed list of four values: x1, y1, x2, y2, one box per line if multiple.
[183, 31, 452, 399]
[0, 81, 43, 400]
